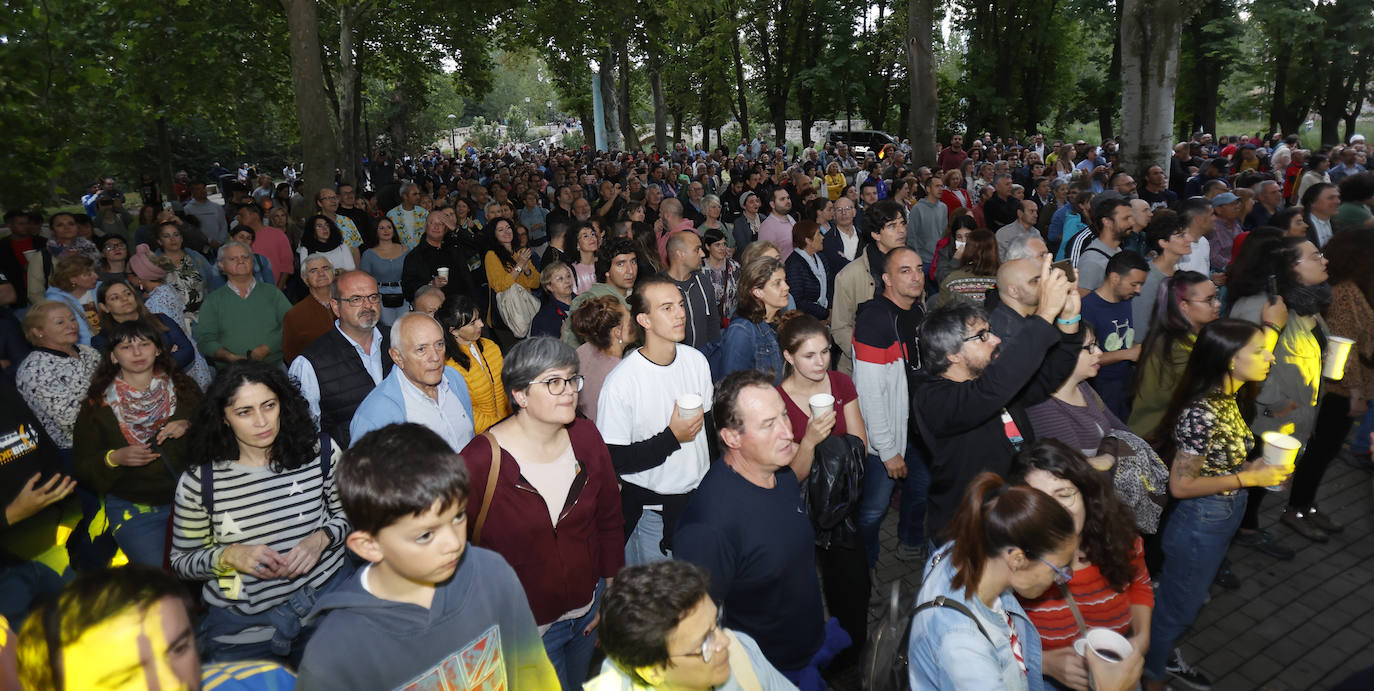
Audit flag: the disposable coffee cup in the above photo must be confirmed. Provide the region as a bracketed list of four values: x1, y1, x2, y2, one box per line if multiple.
[436, 267, 450, 280]
[1261, 431, 1301, 492]
[677, 393, 702, 419]
[808, 393, 835, 418]
[1072, 627, 1132, 664]
[1323, 336, 1354, 380]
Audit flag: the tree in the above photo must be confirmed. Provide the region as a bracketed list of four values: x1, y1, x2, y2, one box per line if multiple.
[744, 0, 813, 145]
[907, 0, 939, 166]
[1176, 0, 1240, 139]
[1118, 0, 1192, 180]
[281, 0, 338, 195]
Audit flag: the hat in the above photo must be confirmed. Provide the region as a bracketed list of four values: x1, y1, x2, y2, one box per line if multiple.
[739, 190, 757, 207]
[129, 244, 167, 281]
[1351, 134, 1366, 144]
[1211, 192, 1240, 206]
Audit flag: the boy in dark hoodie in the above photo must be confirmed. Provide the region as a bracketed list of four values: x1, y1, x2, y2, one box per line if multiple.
[296, 423, 557, 690]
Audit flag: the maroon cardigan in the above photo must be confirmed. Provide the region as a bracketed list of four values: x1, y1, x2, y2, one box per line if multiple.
[459, 417, 625, 625]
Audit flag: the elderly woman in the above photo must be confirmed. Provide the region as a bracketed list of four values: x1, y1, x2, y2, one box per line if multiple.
[16, 302, 102, 453]
[73, 321, 201, 566]
[531, 261, 574, 340]
[44, 255, 101, 346]
[172, 362, 352, 662]
[153, 221, 212, 326]
[437, 295, 511, 434]
[458, 337, 624, 690]
[91, 279, 213, 390]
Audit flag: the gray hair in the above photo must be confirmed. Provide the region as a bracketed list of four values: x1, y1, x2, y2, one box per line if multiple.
[918, 302, 987, 377]
[302, 253, 334, 274]
[993, 173, 1012, 185]
[501, 336, 580, 402]
[217, 241, 254, 266]
[400, 181, 420, 196]
[1003, 234, 1046, 262]
[413, 284, 444, 304]
[702, 194, 721, 210]
[1049, 178, 1068, 192]
[1251, 179, 1279, 195]
[390, 311, 442, 354]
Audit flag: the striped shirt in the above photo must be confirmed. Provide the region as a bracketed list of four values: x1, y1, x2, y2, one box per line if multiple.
[170, 447, 350, 622]
[1016, 537, 1153, 649]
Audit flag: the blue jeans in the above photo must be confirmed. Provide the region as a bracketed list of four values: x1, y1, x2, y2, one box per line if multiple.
[858, 443, 930, 569]
[0, 561, 67, 626]
[1354, 400, 1374, 454]
[199, 559, 354, 666]
[1144, 491, 1248, 680]
[542, 580, 604, 690]
[104, 495, 171, 567]
[625, 510, 670, 566]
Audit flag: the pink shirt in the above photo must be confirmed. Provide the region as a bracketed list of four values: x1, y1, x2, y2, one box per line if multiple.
[254, 226, 295, 282]
[758, 213, 796, 259]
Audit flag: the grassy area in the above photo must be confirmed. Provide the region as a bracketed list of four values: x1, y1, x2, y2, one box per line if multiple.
[1053, 118, 1369, 150]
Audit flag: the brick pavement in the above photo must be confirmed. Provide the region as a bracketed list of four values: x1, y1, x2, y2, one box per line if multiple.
[848, 440, 1374, 690]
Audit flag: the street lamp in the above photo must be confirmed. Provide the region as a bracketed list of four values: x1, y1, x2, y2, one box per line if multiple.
[546, 100, 554, 123]
[447, 113, 457, 154]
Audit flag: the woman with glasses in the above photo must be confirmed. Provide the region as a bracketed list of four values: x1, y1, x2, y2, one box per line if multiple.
[1027, 323, 1131, 457]
[299, 214, 358, 273]
[458, 337, 624, 691]
[96, 234, 130, 284]
[437, 295, 511, 434]
[1144, 320, 1290, 690]
[1134, 211, 1194, 334]
[909, 473, 1142, 690]
[1011, 440, 1153, 691]
[1128, 272, 1222, 442]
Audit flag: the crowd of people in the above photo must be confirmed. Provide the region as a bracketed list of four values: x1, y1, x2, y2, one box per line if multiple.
[1, 126, 1372, 690]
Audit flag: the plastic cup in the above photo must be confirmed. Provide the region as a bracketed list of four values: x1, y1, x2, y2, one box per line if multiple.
[808, 393, 835, 418]
[436, 267, 450, 280]
[1072, 628, 1132, 664]
[677, 393, 702, 419]
[1261, 431, 1301, 492]
[1324, 336, 1354, 380]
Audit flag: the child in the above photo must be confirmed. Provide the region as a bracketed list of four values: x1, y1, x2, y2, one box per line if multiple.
[296, 423, 556, 690]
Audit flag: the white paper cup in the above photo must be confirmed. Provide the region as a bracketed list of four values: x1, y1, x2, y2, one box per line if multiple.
[1324, 336, 1354, 380]
[436, 267, 450, 280]
[1261, 431, 1301, 492]
[808, 393, 835, 418]
[1072, 628, 1132, 664]
[677, 393, 702, 419]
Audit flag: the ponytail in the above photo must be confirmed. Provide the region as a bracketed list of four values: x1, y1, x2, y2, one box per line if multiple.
[946, 472, 1076, 599]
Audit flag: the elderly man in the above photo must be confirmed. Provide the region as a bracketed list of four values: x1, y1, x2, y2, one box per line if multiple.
[995, 200, 1040, 261]
[196, 241, 292, 368]
[674, 370, 828, 682]
[281, 254, 336, 363]
[1245, 179, 1284, 229]
[385, 182, 429, 248]
[1209, 192, 1244, 273]
[235, 205, 293, 289]
[290, 270, 393, 447]
[411, 285, 446, 316]
[183, 182, 229, 250]
[401, 212, 474, 303]
[349, 312, 475, 450]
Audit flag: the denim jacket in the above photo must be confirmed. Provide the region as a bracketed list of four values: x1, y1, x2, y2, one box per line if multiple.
[908, 544, 1044, 691]
[718, 317, 783, 384]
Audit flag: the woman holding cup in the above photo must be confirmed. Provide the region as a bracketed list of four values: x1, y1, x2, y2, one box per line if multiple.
[1011, 439, 1153, 691]
[1144, 319, 1291, 690]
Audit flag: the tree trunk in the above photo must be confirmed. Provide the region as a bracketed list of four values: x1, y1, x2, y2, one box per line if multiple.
[907, 0, 938, 167]
[672, 109, 683, 147]
[729, 32, 751, 142]
[282, 0, 338, 195]
[1101, 16, 1121, 140]
[617, 46, 636, 150]
[1119, 0, 1189, 181]
[1268, 39, 1293, 135]
[650, 60, 668, 154]
[155, 109, 174, 204]
[599, 47, 622, 150]
[338, 3, 360, 186]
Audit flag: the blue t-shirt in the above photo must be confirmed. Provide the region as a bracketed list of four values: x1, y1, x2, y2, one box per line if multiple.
[1080, 291, 1136, 381]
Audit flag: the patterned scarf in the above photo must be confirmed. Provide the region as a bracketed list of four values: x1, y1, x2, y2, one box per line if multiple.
[106, 373, 176, 445]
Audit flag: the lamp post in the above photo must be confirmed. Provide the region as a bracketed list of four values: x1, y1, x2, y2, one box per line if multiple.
[447, 113, 457, 154]
[546, 100, 554, 124]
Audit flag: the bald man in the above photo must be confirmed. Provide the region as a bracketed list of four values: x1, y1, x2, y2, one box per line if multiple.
[349, 312, 474, 450]
[987, 258, 1045, 341]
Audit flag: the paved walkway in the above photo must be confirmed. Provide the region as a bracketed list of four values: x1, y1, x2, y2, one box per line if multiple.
[854, 437, 1374, 690]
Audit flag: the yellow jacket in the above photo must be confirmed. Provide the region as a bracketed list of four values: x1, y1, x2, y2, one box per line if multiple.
[446, 337, 511, 433]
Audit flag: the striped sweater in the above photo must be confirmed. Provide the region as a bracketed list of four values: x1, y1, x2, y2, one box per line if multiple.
[1016, 537, 1154, 649]
[170, 447, 350, 618]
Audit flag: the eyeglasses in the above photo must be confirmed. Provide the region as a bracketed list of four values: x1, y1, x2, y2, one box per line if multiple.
[671, 608, 727, 663]
[1184, 294, 1222, 306]
[336, 293, 382, 306]
[1040, 557, 1075, 585]
[1296, 251, 1325, 264]
[1081, 342, 1102, 354]
[531, 374, 585, 395]
[963, 328, 993, 343]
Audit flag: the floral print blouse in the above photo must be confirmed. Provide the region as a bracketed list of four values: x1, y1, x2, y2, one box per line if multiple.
[1173, 390, 1254, 476]
[16, 345, 101, 449]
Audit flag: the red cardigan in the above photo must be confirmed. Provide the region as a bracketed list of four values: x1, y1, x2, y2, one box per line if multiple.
[459, 418, 625, 625]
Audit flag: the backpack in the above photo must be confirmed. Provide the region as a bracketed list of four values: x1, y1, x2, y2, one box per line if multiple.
[200, 432, 332, 517]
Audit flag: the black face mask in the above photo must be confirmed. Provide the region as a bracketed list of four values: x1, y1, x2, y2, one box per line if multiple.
[1283, 281, 1332, 316]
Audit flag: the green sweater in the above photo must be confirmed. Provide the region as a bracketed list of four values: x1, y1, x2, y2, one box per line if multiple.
[195, 281, 292, 366]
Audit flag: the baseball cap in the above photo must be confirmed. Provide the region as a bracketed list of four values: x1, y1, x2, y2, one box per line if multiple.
[1211, 192, 1240, 206]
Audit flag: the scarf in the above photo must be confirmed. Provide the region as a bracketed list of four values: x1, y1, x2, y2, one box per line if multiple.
[106, 373, 176, 446]
[1283, 282, 1332, 317]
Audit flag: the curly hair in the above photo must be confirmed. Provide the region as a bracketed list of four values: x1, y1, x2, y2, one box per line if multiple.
[569, 294, 627, 350]
[1010, 439, 1140, 592]
[186, 361, 319, 472]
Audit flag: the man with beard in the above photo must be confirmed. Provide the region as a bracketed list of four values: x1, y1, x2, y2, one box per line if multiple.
[910, 256, 1083, 541]
[291, 271, 395, 447]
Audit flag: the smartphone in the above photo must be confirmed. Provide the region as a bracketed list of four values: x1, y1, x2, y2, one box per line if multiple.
[162, 201, 173, 211]
[1052, 259, 1077, 284]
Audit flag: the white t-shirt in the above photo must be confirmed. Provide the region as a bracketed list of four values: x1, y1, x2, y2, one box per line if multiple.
[1177, 236, 1211, 275]
[596, 344, 713, 495]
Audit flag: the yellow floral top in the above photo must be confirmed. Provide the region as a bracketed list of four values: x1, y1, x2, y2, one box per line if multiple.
[446, 337, 511, 433]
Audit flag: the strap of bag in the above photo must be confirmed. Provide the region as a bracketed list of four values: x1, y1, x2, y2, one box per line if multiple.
[1059, 583, 1089, 638]
[200, 463, 214, 518]
[725, 632, 763, 691]
[472, 431, 502, 545]
[912, 596, 994, 644]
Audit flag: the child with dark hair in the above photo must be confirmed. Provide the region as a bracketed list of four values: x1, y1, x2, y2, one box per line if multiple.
[297, 423, 556, 690]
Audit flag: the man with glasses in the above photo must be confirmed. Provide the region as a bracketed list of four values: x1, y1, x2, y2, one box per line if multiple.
[822, 196, 862, 270]
[589, 559, 793, 690]
[281, 254, 338, 363]
[291, 271, 394, 447]
[675, 370, 830, 682]
[350, 312, 475, 450]
[195, 241, 292, 368]
[911, 256, 1083, 542]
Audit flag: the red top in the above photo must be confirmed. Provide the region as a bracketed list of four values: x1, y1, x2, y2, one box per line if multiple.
[778, 371, 858, 441]
[1017, 536, 1154, 649]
